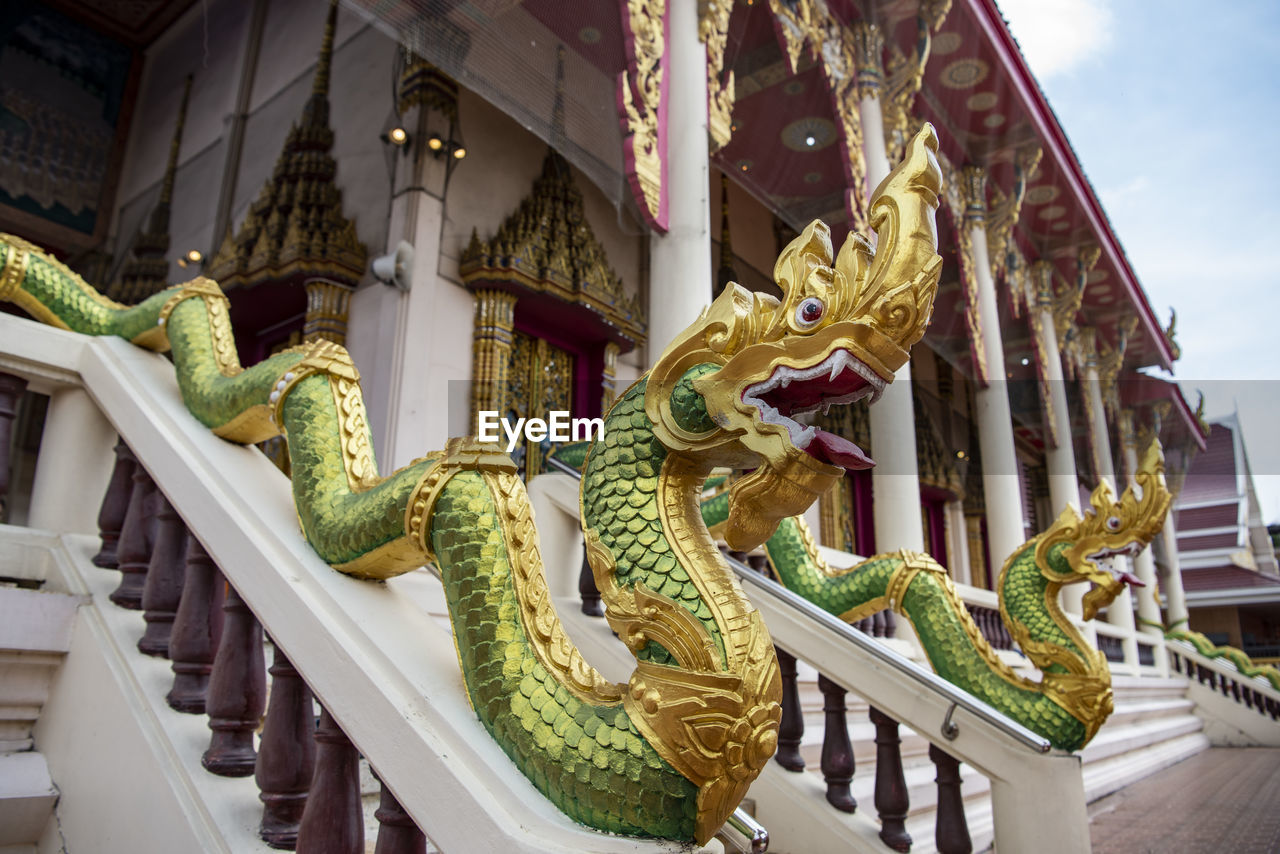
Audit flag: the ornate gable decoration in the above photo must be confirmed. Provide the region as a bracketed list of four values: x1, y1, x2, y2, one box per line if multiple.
[459, 150, 647, 349]
[208, 2, 366, 290]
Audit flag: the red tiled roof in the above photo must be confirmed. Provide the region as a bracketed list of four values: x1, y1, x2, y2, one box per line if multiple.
[1182, 566, 1280, 592]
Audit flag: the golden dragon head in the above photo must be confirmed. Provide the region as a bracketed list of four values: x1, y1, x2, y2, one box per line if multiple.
[645, 125, 943, 550]
[1035, 440, 1173, 620]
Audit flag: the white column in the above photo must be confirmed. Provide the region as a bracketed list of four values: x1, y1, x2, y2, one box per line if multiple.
[1031, 263, 1079, 514]
[647, 2, 712, 363]
[1120, 412, 1163, 638]
[963, 167, 1024, 566]
[347, 99, 473, 473]
[1080, 333, 1138, 662]
[945, 500, 972, 585]
[1031, 262, 1084, 615]
[857, 56, 925, 554]
[1161, 519, 1189, 630]
[28, 387, 116, 534]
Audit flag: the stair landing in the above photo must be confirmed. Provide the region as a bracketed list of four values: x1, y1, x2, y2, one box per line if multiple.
[1088, 747, 1280, 853]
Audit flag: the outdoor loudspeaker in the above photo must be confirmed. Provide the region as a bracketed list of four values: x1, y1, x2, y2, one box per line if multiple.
[372, 240, 414, 291]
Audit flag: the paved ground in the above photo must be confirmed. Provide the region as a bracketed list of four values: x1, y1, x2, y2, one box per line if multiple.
[1088, 748, 1280, 853]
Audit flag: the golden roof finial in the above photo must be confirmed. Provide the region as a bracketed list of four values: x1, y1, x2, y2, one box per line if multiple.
[160, 75, 193, 207]
[313, 0, 338, 97]
[715, 173, 737, 298]
[551, 45, 567, 152]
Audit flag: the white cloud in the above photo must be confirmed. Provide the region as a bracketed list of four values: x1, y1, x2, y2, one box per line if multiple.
[1099, 174, 1149, 209]
[995, 0, 1115, 80]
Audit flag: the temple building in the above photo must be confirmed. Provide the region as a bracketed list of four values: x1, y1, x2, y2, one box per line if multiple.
[0, 1, 1275, 852]
[1173, 412, 1280, 657]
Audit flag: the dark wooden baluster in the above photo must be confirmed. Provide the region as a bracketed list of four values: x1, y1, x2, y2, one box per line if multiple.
[855, 616, 872, 634]
[168, 539, 225, 713]
[774, 647, 805, 771]
[110, 464, 155, 609]
[883, 609, 897, 638]
[296, 707, 363, 854]
[929, 744, 972, 854]
[138, 495, 188, 656]
[746, 553, 771, 576]
[256, 645, 316, 849]
[92, 440, 135, 568]
[578, 546, 603, 617]
[373, 774, 426, 854]
[871, 610, 886, 637]
[817, 673, 856, 812]
[869, 706, 911, 852]
[203, 584, 266, 776]
[0, 373, 26, 522]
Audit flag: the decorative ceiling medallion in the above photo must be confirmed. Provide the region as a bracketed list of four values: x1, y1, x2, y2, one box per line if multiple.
[1087, 269, 1109, 284]
[966, 91, 998, 111]
[579, 26, 601, 44]
[781, 117, 836, 152]
[803, 171, 823, 184]
[982, 113, 1006, 129]
[941, 59, 989, 90]
[1024, 185, 1060, 205]
[1051, 220, 1070, 231]
[1038, 204, 1066, 220]
[783, 80, 806, 95]
[932, 32, 962, 55]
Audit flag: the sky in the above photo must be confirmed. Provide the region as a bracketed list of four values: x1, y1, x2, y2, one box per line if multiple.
[996, 0, 1280, 522]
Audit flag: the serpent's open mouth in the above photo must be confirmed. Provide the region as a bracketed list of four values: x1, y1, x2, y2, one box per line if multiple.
[741, 348, 884, 471]
[1087, 541, 1146, 587]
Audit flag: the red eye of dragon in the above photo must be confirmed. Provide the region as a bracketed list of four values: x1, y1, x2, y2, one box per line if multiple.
[795, 297, 824, 328]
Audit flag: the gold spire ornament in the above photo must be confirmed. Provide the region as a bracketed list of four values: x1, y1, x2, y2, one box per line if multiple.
[208, 1, 367, 291]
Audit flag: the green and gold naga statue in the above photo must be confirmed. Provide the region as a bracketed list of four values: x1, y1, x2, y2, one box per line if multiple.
[1, 125, 945, 842]
[702, 445, 1171, 751]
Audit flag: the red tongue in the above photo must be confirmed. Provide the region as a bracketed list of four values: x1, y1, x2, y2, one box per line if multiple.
[808, 429, 875, 471]
[1120, 571, 1145, 588]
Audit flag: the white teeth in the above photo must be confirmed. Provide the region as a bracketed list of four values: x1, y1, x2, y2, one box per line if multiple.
[740, 348, 890, 448]
[792, 424, 816, 449]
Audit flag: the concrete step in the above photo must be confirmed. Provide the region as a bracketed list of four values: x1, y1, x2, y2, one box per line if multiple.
[0, 752, 56, 848]
[1082, 731, 1211, 804]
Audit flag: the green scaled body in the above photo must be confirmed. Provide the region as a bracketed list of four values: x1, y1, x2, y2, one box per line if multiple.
[432, 469, 697, 838]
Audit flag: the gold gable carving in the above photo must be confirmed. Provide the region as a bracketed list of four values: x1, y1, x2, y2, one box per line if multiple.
[208, 2, 367, 291]
[459, 150, 647, 349]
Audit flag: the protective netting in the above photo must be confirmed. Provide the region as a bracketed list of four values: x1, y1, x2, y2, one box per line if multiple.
[348, 0, 630, 212]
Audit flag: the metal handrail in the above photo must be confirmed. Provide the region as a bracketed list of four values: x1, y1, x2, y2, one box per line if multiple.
[722, 807, 769, 854]
[543, 455, 583, 479]
[726, 553, 1052, 753]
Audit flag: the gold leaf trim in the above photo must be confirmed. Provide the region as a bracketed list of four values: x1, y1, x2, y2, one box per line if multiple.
[492, 477, 625, 705]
